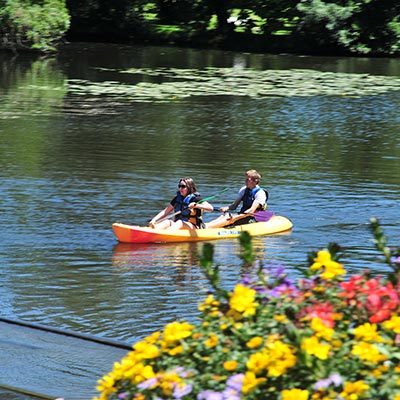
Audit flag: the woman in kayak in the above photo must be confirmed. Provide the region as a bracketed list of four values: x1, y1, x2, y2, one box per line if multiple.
[149, 177, 214, 230]
[206, 169, 268, 228]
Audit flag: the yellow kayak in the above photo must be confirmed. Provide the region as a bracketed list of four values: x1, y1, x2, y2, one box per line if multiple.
[112, 215, 293, 243]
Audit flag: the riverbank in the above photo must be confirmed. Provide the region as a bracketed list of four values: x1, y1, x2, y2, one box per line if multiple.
[64, 30, 361, 58]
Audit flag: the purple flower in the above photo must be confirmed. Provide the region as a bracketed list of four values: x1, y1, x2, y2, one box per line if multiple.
[226, 374, 244, 391]
[173, 383, 193, 398]
[314, 378, 331, 390]
[222, 387, 241, 400]
[328, 373, 342, 386]
[118, 393, 129, 400]
[253, 285, 268, 295]
[197, 390, 224, 400]
[269, 281, 298, 297]
[240, 275, 252, 286]
[392, 256, 400, 265]
[314, 373, 342, 390]
[270, 264, 286, 279]
[137, 377, 158, 390]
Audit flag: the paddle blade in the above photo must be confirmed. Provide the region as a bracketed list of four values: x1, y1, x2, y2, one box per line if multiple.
[254, 210, 274, 222]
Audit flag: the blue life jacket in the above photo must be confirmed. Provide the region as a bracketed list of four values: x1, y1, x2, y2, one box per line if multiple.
[173, 192, 203, 227]
[240, 187, 268, 213]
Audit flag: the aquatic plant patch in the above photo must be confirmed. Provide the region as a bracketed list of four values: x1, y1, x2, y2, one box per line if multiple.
[66, 67, 400, 103]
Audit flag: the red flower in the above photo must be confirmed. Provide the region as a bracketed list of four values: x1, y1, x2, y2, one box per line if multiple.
[338, 274, 399, 323]
[364, 281, 399, 323]
[339, 276, 364, 300]
[298, 301, 337, 328]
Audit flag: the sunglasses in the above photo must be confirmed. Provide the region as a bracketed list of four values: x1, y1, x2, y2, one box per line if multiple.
[178, 184, 187, 189]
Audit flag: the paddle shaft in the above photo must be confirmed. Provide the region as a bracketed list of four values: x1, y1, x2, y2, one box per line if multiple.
[211, 210, 274, 222]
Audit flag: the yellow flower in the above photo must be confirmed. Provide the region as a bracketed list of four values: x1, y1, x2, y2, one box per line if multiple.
[310, 251, 333, 271]
[265, 340, 297, 377]
[168, 345, 184, 355]
[301, 336, 331, 360]
[96, 374, 117, 396]
[223, 360, 238, 371]
[247, 351, 269, 374]
[370, 364, 389, 378]
[340, 380, 370, 399]
[311, 317, 334, 341]
[353, 323, 383, 342]
[198, 294, 220, 312]
[205, 334, 219, 348]
[351, 341, 387, 363]
[383, 315, 400, 334]
[134, 364, 156, 384]
[162, 321, 194, 347]
[332, 339, 343, 349]
[158, 371, 182, 397]
[247, 337, 297, 377]
[242, 371, 266, 394]
[160, 381, 174, 397]
[310, 250, 345, 280]
[281, 388, 309, 400]
[133, 341, 160, 359]
[246, 336, 263, 349]
[193, 332, 203, 339]
[146, 331, 161, 343]
[274, 314, 288, 323]
[229, 284, 259, 317]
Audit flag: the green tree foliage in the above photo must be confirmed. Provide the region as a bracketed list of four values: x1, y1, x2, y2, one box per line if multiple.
[2, 0, 398, 55]
[148, 0, 400, 54]
[0, 0, 70, 52]
[238, 0, 302, 35]
[296, 0, 400, 54]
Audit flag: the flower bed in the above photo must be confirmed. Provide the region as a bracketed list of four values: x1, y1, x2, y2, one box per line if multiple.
[95, 219, 400, 400]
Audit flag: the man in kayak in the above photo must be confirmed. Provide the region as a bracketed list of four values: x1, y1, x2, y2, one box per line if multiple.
[205, 169, 268, 228]
[149, 177, 214, 230]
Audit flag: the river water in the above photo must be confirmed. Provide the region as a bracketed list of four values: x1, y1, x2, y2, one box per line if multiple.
[0, 42, 399, 398]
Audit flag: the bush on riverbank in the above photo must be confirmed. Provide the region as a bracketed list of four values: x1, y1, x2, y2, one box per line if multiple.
[0, 0, 70, 52]
[95, 218, 400, 400]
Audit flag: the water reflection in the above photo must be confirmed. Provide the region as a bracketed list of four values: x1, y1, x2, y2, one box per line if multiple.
[112, 242, 200, 276]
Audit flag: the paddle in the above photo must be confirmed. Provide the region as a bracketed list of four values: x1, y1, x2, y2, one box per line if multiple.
[153, 210, 182, 225]
[252, 210, 275, 222]
[152, 187, 229, 225]
[206, 210, 274, 228]
[211, 210, 274, 221]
